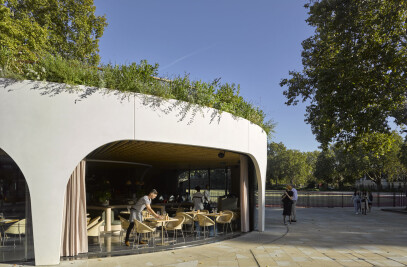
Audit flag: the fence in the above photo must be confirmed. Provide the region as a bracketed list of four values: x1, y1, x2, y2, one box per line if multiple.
[265, 190, 407, 208]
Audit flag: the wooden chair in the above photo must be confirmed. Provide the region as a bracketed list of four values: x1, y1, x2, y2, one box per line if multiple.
[164, 215, 185, 243]
[216, 211, 234, 234]
[118, 215, 130, 244]
[87, 220, 105, 250]
[4, 219, 26, 247]
[87, 216, 101, 230]
[178, 212, 194, 235]
[196, 214, 215, 239]
[133, 220, 156, 248]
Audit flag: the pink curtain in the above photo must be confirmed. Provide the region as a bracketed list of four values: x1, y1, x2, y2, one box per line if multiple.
[240, 155, 250, 232]
[61, 160, 88, 256]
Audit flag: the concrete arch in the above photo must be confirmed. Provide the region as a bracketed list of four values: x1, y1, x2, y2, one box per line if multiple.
[0, 78, 267, 265]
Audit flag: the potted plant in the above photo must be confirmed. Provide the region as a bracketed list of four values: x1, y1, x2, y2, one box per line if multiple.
[96, 190, 111, 206]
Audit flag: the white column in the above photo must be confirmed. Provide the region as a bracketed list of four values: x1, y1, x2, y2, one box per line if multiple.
[257, 174, 265, 232]
[240, 155, 250, 232]
[28, 176, 66, 265]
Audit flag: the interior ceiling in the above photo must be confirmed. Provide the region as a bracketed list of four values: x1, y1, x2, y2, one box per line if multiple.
[86, 140, 241, 170]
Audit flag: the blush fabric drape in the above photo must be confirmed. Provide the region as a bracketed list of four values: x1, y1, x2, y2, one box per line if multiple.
[61, 160, 88, 256]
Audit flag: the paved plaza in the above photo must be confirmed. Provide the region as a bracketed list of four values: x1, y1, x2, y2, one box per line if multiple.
[4, 207, 407, 267]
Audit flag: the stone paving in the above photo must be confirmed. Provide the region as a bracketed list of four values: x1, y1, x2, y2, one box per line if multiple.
[4, 207, 407, 267]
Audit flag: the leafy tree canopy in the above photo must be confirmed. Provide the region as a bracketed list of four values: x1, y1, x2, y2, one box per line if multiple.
[267, 142, 318, 186]
[280, 0, 407, 147]
[1, 0, 107, 65]
[0, 0, 48, 68]
[349, 131, 403, 185]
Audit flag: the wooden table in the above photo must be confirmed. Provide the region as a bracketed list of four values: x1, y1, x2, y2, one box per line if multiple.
[145, 217, 178, 246]
[88, 205, 130, 232]
[185, 211, 207, 216]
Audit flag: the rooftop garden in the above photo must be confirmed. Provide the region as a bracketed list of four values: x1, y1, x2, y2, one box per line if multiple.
[0, 51, 274, 136]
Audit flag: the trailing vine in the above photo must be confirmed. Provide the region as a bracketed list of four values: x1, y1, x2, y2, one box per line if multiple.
[0, 50, 274, 136]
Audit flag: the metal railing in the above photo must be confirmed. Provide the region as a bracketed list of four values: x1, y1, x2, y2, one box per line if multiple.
[265, 190, 407, 208]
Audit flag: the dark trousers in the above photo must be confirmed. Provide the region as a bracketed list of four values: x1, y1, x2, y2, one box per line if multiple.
[125, 222, 134, 242]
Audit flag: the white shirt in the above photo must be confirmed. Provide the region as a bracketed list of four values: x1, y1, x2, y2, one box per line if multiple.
[192, 191, 204, 210]
[204, 190, 210, 203]
[292, 188, 298, 201]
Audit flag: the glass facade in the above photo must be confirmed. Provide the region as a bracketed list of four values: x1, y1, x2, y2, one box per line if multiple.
[0, 149, 34, 263]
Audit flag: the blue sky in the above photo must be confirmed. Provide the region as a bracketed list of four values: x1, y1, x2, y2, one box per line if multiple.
[94, 0, 319, 152]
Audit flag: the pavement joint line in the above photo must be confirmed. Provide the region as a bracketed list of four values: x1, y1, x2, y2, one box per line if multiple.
[262, 225, 289, 245]
[249, 249, 261, 267]
[321, 252, 345, 267]
[381, 253, 407, 266]
[248, 225, 289, 267]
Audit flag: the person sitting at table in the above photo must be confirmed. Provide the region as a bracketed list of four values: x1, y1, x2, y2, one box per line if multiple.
[125, 189, 163, 246]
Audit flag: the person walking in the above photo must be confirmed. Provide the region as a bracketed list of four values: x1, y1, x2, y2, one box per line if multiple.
[291, 185, 298, 222]
[282, 185, 294, 225]
[351, 190, 361, 215]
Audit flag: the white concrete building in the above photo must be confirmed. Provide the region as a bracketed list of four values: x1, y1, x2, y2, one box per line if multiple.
[0, 78, 267, 265]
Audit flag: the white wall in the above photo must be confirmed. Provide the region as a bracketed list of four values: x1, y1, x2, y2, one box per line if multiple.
[0, 78, 267, 265]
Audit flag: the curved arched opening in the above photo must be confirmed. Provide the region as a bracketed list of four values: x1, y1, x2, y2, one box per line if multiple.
[61, 140, 259, 259]
[0, 148, 34, 263]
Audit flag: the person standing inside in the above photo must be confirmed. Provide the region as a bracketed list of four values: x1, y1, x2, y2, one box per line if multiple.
[125, 189, 163, 246]
[291, 185, 298, 222]
[192, 186, 204, 211]
[203, 184, 211, 211]
[282, 185, 293, 225]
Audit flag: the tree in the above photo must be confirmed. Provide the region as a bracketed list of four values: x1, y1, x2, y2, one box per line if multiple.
[267, 142, 288, 186]
[314, 148, 336, 185]
[350, 131, 403, 188]
[284, 149, 309, 185]
[304, 150, 320, 184]
[280, 0, 407, 147]
[332, 144, 362, 187]
[267, 142, 317, 187]
[0, 0, 48, 72]
[2, 0, 107, 65]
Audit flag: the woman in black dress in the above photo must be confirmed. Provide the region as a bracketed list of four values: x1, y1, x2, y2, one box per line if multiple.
[282, 185, 294, 225]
